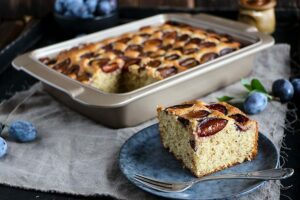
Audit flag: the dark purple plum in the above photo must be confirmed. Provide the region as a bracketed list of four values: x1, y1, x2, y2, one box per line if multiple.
[243, 92, 268, 114]
[272, 79, 294, 103]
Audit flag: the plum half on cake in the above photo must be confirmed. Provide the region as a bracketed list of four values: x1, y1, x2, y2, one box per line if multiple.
[157, 100, 258, 177]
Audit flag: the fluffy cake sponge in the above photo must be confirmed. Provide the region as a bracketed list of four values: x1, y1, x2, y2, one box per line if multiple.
[157, 100, 258, 177]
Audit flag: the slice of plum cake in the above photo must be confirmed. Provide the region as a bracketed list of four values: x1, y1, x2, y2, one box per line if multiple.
[157, 100, 258, 177]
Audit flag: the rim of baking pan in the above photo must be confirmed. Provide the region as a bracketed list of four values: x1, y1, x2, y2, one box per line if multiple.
[12, 13, 274, 108]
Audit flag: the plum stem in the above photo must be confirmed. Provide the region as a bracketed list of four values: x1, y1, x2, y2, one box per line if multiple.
[269, 95, 281, 102]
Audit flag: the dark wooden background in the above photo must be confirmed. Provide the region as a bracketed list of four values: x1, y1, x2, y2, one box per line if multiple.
[0, 0, 299, 19]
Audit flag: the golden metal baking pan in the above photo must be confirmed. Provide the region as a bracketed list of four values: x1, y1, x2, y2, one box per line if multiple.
[12, 14, 274, 128]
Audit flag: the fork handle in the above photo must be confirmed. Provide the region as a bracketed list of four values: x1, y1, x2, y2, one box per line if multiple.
[195, 168, 294, 183]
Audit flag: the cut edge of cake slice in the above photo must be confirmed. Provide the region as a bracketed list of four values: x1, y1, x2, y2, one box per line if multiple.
[157, 100, 258, 177]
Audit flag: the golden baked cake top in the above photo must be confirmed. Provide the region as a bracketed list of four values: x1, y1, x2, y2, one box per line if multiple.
[158, 100, 257, 138]
[40, 21, 241, 84]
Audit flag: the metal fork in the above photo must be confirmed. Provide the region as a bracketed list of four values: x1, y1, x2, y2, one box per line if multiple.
[133, 168, 294, 192]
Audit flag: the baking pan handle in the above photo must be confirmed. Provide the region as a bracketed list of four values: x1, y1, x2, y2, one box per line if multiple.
[12, 53, 125, 107]
[12, 53, 85, 98]
[192, 13, 258, 33]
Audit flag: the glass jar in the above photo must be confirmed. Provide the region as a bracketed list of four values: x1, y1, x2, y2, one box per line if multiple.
[238, 0, 276, 34]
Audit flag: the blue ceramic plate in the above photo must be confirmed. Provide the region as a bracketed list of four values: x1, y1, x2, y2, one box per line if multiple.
[119, 124, 279, 200]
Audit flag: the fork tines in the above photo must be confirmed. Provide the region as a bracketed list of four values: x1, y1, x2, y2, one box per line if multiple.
[133, 174, 174, 190]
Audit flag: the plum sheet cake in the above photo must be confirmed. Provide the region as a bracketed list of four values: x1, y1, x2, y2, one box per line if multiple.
[40, 21, 241, 93]
[157, 100, 258, 177]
